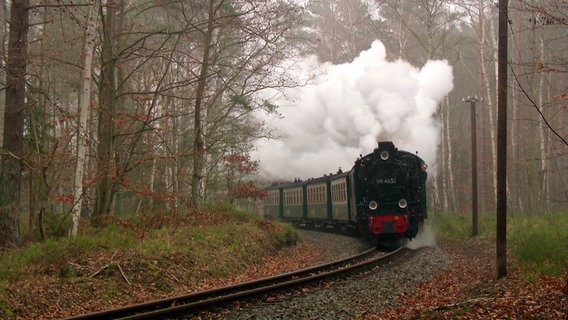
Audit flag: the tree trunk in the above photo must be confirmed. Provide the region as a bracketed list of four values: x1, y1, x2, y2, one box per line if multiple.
[536, 35, 548, 213]
[0, 1, 5, 151]
[192, 0, 217, 209]
[430, 173, 441, 215]
[510, 8, 522, 214]
[443, 96, 456, 212]
[163, 94, 179, 211]
[148, 157, 157, 210]
[171, 106, 179, 211]
[70, 0, 99, 237]
[440, 102, 449, 213]
[94, 0, 118, 217]
[0, 0, 28, 247]
[485, 2, 498, 211]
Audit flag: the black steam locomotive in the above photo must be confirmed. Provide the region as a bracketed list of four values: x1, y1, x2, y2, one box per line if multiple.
[263, 141, 428, 249]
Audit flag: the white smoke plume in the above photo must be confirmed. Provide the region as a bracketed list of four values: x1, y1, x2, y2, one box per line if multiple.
[253, 40, 454, 180]
[406, 224, 437, 250]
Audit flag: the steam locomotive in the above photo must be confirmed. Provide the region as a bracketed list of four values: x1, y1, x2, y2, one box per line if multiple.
[263, 141, 428, 249]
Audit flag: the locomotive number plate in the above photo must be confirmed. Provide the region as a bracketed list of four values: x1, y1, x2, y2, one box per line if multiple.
[376, 178, 396, 184]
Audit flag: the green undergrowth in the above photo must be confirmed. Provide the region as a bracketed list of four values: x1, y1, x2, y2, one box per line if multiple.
[0, 204, 299, 284]
[431, 211, 568, 276]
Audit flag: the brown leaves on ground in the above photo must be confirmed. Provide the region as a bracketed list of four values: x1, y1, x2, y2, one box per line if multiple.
[3, 232, 567, 320]
[1, 232, 326, 320]
[372, 239, 567, 320]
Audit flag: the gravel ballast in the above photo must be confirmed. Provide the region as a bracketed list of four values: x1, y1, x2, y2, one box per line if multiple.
[218, 229, 449, 319]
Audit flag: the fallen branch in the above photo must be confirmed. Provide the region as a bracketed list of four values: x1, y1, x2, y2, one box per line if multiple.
[164, 268, 182, 284]
[89, 250, 130, 284]
[89, 262, 131, 284]
[89, 264, 110, 278]
[115, 262, 131, 285]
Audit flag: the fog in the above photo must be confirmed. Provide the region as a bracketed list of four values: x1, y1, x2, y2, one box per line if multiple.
[252, 40, 454, 180]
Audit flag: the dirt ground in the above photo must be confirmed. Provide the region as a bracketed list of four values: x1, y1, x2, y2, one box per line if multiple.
[2, 236, 566, 319]
[375, 239, 567, 319]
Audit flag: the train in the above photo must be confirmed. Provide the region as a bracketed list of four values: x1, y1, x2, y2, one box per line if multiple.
[263, 141, 428, 249]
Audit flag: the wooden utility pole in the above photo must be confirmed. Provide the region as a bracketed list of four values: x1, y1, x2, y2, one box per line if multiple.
[497, 0, 508, 278]
[464, 96, 480, 237]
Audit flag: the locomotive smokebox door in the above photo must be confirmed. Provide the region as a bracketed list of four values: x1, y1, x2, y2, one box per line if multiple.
[375, 141, 398, 161]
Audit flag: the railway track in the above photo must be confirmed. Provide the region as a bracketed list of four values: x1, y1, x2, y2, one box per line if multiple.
[65, 246, 406, 320]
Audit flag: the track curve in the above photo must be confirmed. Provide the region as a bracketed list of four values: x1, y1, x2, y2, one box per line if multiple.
[65, 246, 406, 320]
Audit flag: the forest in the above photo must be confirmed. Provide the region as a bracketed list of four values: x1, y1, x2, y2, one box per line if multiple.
[0, 0, 566, 247]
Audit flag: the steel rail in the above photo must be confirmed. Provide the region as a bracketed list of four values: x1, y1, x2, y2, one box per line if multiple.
[65, 246, 403, 320]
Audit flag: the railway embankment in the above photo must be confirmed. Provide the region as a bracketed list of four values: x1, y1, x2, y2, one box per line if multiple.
[0, 206, 373, 319]
[0, 206, 304, 319]
[0, 207, 566, 319]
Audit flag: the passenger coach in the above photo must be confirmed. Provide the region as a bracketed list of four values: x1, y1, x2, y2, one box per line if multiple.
[264, 170, 356, 231]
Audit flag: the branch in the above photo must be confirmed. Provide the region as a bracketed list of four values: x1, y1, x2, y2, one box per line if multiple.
[0, 151, 33, 170]
[89, 250, 131, 284]
[509, 63, 568, 147]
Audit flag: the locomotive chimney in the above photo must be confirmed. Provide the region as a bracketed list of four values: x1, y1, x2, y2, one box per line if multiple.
[375, 141, 397, 160]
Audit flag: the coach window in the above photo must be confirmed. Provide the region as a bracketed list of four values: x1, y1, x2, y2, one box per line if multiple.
[285, 190, 294, 205]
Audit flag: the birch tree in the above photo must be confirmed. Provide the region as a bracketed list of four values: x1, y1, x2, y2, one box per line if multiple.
[70, 0, 99, 237]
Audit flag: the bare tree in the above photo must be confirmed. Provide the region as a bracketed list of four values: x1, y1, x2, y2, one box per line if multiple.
[302, 0, 377, 64]
[0, 0, 28, 247]
[192, 0, 218, 209]
[94, 0, 122, 217]
[186, 0, 301, 208]
[0, 1, 6, 151]
[503, 0, 568, 212]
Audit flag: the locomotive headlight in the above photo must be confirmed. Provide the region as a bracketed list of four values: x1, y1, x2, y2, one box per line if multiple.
[369, 201, 378, 210]
[380, 150, 390, 161]
[398, 198, 408, 209]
